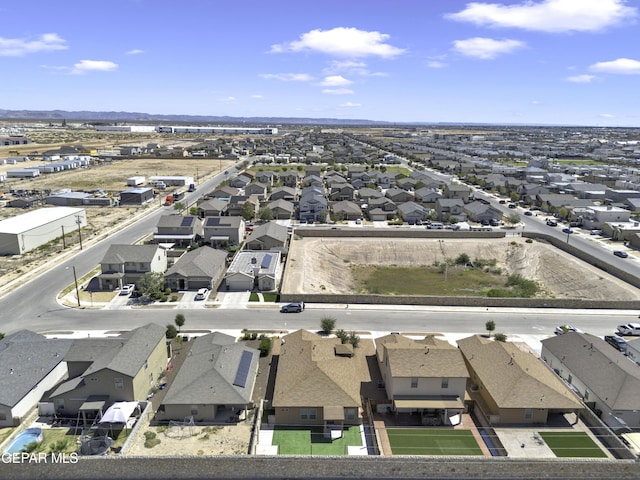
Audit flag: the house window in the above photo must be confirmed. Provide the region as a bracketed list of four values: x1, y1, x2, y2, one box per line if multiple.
[344, 408, 357, 421]
[524, 409, 533, 420]
[114, 377, 124, 390]
[584, 389, 590, 401]
[191, 406, 198, 415]
[411, 378, 418, 389]
[300, 408, 317, 420]
[0, 413, 6, 421]
[149, 372, 154, 384]
[144, 360, 148, 370]
[441, 378, 449, 389]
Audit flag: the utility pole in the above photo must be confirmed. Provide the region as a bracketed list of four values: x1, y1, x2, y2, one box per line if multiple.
[75, 215, 83, 250]
[61, 225, 66, 249]
[67, 266, 81, 307]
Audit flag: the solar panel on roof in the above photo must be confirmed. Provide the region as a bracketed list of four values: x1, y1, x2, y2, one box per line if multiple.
[233, 350, 253, 388]
[260, 254, 272, 269]
[180, 217, 192, 227]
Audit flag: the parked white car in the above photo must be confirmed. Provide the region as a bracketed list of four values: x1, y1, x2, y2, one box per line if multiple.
[617, 323, 640, 336]
[119, 284, 135, 296]
[195, 288, 209, 301]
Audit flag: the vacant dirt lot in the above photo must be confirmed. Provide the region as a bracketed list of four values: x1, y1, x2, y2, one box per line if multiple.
[283, 236, 640, 300]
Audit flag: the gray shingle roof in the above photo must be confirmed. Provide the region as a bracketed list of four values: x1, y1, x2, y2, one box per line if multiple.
[542, 332, 640, 410]
[65, 324, 165, 378]
[0, 331, 72, 408]
[165, 246, 228, 278]
[101, 244, 161, 264]
[161, 332, 258, 406]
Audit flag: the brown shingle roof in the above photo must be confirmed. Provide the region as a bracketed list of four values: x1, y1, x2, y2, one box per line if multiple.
[458, 335, 582, 410]
[376, 334, 469, 378]
[272, 330, 368, 408]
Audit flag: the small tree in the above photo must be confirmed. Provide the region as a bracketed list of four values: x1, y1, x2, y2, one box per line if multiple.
[348, 331, 360, 348]
[494, 333, 507, 342]
[0, 332, 4, 341]
[335, 329, 348, 344]
[137, 272, 166, 300]
[174, 314, 186, 333]
[189, 206, 198, 216]
[173, 202, 186, 213]
[485, 320, 496, 338]
[258, 336, 272, 357]
[240, 202, 255, 221]
[320, 317, 336, 335]
[166, 324, 177, 339]
[258, 206, 274, 222]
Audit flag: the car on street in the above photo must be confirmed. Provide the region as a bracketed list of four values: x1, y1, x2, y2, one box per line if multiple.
[546, 219, 557, 226]
[508, 203, 517, 209]
[524, 211, 533, 216]
[562, 228, 574, 234]
[604, 335, 628, 352]
[617, 323, 640, 336]
[590, 230, 603, 236]
[554, 325, 582, 335]
[119, 284, 135, 296]
[613, 250, 629, 258]
[280, 302, 304, 313]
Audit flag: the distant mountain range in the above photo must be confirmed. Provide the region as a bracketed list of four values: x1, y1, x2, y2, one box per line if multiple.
[0, 109, 391, 126]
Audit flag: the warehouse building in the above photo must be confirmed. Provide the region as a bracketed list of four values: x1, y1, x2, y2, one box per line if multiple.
[0, 207, 87, 255]
[119, 187, 154, 205]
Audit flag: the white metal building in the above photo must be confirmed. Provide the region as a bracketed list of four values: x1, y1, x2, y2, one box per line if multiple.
[0, 207, 87, 255]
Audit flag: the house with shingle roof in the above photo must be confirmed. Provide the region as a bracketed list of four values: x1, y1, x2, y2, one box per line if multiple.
[164, 246, 228, 291]
[244, 222, 288, 250]
[98, 244, 167, 291]
[272, 330, 370, 431]
[203, 216, 244, 246]
[153, 215, 203, 246]
[331, 200, 362, 221]
[376, 334, 468, 425]
[541, 332, 640, 429]
[47, 324, 168, 416]
[159, 332, 258, 422]
[458, 335, 582, 425]
[266, 199, 295, 219]
[0, 331, 73, 427]
[196, 198, 229, 217]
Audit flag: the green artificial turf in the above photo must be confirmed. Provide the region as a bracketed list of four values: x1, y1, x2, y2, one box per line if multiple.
[387, 428, 483, 456]
[539, 431, 607, 458]
[272, 426, 362, 455]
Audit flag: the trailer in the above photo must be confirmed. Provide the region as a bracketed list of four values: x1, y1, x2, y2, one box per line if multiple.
[127, 176, 146, 186]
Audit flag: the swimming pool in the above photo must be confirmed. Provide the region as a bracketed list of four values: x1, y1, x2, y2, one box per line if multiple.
[4, 428, 43, 454]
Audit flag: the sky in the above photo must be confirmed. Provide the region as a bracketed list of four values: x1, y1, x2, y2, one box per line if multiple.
[1, 0, 639, 126]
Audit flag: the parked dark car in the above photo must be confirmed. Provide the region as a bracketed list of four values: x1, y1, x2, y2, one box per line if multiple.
[524, 211, 533, 216]
[508, 203, 517, 209]
[604, 335, 627, 352]
[562, 228, 574, 234]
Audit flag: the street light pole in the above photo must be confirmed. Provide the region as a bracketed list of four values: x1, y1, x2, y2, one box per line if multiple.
[75, 215, 83, 250]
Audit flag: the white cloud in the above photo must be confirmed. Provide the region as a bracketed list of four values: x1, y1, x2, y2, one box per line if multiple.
[323, 60, 388, 77]
[427, 60, 447, 68]
[322, 88, 354, 95]
[0, 33, 67, 56]
[566, 74, 596, 83]
[270, 27, 404, 58]
[452, 37, 525, 59]
[340, 102, 361, 107]
[599, 113, 615, 118]
[218, 96, 236, 103]
[250, 94, 264, 99]
[319, 75, 353, 87]
[70, 60, 118, 75]
[446, 0, 637, 33]
[589, 58, 640, 74]
[259, 73, 313, 82]
[126, 49, 144, 55]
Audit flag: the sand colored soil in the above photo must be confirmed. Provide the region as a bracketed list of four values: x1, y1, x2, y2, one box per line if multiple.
[283, 236, 640, 300]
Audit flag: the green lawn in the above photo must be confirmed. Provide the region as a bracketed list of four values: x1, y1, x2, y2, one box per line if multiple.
[272, 426, 362, 455]
[539, 431, 607, 458]
[387, 428, 483, 456]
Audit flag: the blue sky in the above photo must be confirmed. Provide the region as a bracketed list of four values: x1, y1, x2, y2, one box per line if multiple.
[1, 0, 639, 126]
